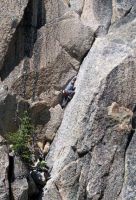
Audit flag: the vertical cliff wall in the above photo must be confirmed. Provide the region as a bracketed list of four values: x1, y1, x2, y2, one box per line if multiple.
[0, 0, 136, 200]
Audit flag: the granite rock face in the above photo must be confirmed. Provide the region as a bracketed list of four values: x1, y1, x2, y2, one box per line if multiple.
[11, 179, 28, 200]
[119, 131, 136, 200]
[0, 136, 9, 200]
[9, 11, 94, 103]
[112, 0, 136, 23]
[11, 156, 29, 200]
[0, 0, 136, 200]
[0, 0, 29, 69]
[0, 93, 29, 136]
[43, 9, 136, 200]
[81, 0, 112, 34]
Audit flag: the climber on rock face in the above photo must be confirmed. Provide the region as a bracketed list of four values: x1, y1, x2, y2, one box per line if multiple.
[61, 76, 77, 108]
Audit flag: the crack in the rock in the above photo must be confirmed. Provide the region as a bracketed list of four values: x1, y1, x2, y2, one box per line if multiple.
[80, 0, 85, 17]
[100, 148, 117, 200]
[117, 107, 136, 198]
[81, 33, 97, 66]
[55, 39, 79, 72]
[8, 154, 14, 200]
[76, 160, 89, 200]
[125, 129, 134, 152]
[56, 30, 95, 64]
[125, 106, 136, 153]
[77, 150, 89, 158]
[54, 182, 63, 200]
[0, 0, 46, 82]
[43, 13, 98, 199]
[124, 6, 133, 17]
[64, 0, 71, 7]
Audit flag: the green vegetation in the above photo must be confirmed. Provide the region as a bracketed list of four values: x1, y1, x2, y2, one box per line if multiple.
[8, 111, 34, 165]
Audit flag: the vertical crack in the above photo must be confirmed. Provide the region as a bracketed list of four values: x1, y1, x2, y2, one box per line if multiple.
[8, 154, 14, 200]
[118, 106, 136, 198]
[0, 0, 46, 83]
[54, 182, 63, 200]
[125, 106, 136, 152]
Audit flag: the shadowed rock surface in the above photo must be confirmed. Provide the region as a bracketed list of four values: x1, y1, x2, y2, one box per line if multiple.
[0, 0, 29, 69]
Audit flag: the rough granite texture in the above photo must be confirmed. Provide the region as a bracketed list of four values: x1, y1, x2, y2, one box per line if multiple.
[0, 136, 9, 200]
[0, 0, 29, 69]
[0, 0, 136, 200]
[44, 9, 136, 200]
[11, 156, 29, 200]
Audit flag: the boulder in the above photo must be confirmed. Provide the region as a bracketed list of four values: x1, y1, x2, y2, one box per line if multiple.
[43, 105, 63, 142]
[55, 12, 94, 61]
[30, 101, 50, 125]
[33, 104, 63, 150]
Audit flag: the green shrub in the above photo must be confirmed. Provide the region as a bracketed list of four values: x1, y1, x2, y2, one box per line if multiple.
[8, 111, 34, 165]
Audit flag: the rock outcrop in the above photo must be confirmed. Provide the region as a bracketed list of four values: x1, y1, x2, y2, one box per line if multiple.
[0, 0, 136, 200]
[43, 7, 136, 200]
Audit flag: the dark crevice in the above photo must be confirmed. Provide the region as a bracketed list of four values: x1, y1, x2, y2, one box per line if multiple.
[54, 182, 59, 192]
[80, 0, 85, 17]
[83, 187, 88, 200]
[77, 150, 89, 158]
[125, 129, 134, 152]
[98, 192, 104, 200]
[8, 155, 15, 200]
[56, 33, 95, 65]
[124, 6, 133, 17]
[80, 49, 90, 65]
[37, 0, 46, 28]
[54, 182, 63, 200]
[0, 0, 46, 81]
[66, 1, 71, 8]
[125, 107, 136, 152]
[111, 6, 136, 29]
[80, 36, 96, 65]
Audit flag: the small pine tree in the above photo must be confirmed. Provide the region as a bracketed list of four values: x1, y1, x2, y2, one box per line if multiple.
[8, 111, 34, 165]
